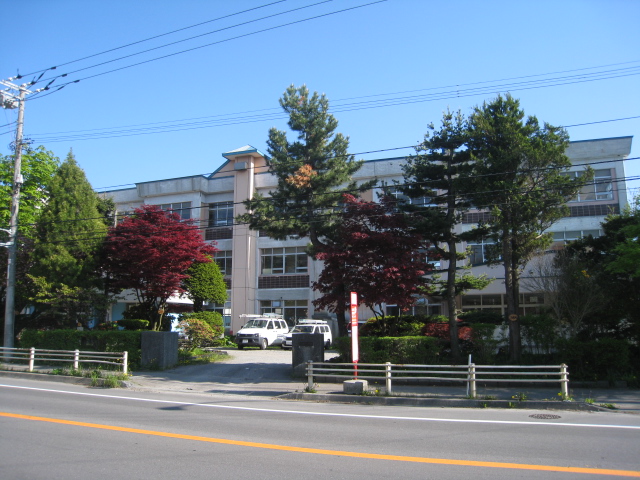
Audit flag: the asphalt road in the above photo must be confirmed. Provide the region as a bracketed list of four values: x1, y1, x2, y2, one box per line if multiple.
[2, 376, 640, 479]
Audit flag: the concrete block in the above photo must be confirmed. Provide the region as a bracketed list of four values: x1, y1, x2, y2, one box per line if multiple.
[141, 331, 178, 369]
[343, 379, 368, 395]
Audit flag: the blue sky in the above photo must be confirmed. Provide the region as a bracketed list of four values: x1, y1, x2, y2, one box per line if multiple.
[1, 0, 639, 197]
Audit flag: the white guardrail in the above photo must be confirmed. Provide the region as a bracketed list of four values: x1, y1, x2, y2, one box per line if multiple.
[0, 347, 128, 374]
[306, 362, 569, 398]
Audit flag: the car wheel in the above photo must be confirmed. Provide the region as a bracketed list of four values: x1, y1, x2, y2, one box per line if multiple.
[325, 340, 331, 349]
[260, 338, 268, 350]
[237, 344, 244, 350]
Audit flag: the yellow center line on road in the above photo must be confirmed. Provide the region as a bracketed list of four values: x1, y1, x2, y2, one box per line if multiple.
[2, 411, 639, 477]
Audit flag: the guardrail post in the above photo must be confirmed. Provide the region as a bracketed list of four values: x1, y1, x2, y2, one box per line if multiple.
[73, 349, 79, 370]
[468, 363, 476, 399]
[385, 362, 392, 394]
[29, 347, 35, 372]
[307, 360, 314, 389]
[560, 364, 569, 397]
[122, 351, 128, 375]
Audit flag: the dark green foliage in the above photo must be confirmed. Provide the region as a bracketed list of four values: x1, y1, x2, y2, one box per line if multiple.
[360, 315, 428, 337]
[180, 311, 223, 338]
[467, 94, 584, 362]
[335, 336, 442, 364]
[458, 310, 503, 324]
[18, 329, 142, 369]
[117, 319, 149, 330]
[178, 318, 215, 351]
[554, 338, 631, 381]
[469, 323, 502, 364]
[520, 314, 559, 355]
[401, 110, 489, 361]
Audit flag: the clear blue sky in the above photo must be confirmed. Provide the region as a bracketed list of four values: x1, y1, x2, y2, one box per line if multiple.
[1, 0, 639, 197]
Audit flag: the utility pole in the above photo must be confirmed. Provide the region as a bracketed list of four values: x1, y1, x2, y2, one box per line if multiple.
[1, 79, 31, 348]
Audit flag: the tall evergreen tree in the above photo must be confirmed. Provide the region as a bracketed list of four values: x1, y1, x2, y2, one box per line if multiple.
[466, 94, 586, 362]
[30, 151, 108, 327]
[238, 85, 375, 335]
[401, 110, 490, 361]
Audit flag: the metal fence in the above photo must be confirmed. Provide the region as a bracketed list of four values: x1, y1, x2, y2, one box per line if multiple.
[306, 362, 569, 398]
[0, 347, 128, 374]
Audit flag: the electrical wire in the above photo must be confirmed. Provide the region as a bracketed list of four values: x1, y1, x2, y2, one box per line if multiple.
[17, 1, 289, 79]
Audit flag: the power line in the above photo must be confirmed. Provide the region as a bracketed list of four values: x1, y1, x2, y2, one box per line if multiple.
[31, 1, 336, 87]
[17, 1, 289, 78]
[23, 67, 640, 143]
[25, 0, 388, 101]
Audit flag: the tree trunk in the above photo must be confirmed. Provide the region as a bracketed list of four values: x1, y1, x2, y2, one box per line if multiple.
[446, 238, 461, 362]
[503, 235, 521, 363]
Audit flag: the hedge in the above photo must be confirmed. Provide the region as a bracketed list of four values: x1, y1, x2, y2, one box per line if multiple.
[19, 330, 142, 369]
[336, 336, 442, 364]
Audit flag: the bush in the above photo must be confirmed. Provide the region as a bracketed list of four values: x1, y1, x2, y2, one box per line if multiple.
[18, 329, 142, 369]
[360, 315, 428, 337]
[520, 314, 559, 355]
[458, 310, 504, 325]
[178, 319, 215, 350]
[335, 336, 442, 364]
[554, 338, 631, 381]
[117, 319, 149, 330]
[469, 323, 503, 364]
[180, 311, 223, 338]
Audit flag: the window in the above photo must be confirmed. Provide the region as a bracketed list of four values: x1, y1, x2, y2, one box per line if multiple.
[261, 247, 308, 275]
[467, 238, 498, 265]
[551, 229, 601, 244]
[387, 187, 432, 207]
[209, 201, 234, 227]
[260, 299, 308, 324]
[214, 250, 232, 275]
[567, 169, 613, 202]
[157, 202, 191, 220]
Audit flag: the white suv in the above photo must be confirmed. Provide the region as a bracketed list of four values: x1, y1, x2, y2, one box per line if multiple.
[281, 319, 332, 349]
[235, 314, 289, 350]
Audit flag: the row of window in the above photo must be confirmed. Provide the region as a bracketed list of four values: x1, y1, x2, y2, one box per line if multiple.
[214, 248, 309, 276]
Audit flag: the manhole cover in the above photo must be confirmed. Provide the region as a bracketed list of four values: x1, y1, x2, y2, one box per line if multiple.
[529, 414, 561, 420]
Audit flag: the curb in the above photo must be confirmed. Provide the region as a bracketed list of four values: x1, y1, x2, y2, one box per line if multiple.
[279, 392, 601, 411]
[0, 370, 127, 388]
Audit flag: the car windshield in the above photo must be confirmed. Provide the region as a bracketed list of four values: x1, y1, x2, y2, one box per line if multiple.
[292, 325, 315, 333]
[243, 319, 268, 328]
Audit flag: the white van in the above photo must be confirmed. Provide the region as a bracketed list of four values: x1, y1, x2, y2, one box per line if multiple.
[235, 314, 289, 350]
[281, 319, 332, 349]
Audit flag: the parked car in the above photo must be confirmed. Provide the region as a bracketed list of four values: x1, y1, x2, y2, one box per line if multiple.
[281, 319, 332, 349]
[235, 314, 289, 350]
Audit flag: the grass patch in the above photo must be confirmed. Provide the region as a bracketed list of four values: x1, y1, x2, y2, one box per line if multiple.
[177, 348, 227, 366]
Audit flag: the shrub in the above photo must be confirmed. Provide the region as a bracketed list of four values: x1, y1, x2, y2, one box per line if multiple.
[335, 336, 442, 364]
[469, 323, 503, 364]
[180, 311, 223, 338]
[117, 319, 149, 330]
[554, 338, 631, 381]
[360, 315, 427, 337]
[178, 319, 215, 350]
[458, 310, 503, 325]
[520, 314, 559, 355]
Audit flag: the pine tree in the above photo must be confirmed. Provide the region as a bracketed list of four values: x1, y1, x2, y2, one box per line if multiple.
[238, 85, 375, 335]
[467, 94, 586, 362]
[401, 110, 490, 361]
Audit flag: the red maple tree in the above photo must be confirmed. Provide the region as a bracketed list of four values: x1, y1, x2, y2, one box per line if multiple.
[313, 194, 433, 325]
[101, 205, 216, 330]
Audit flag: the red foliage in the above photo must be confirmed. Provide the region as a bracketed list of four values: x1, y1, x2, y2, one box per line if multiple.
[423, 321, 472, 341]
[101, 205, 216, 323]
[313, 194, 432, 315]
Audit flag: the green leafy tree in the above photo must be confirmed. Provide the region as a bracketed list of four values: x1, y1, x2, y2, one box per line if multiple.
[401, 110, 490, 361]
[238, 85, 375, 336]
[29, 151, 108, 327]
[183, 257, 227, 312]
[0, 145, 60, 239]
[466, 94, 587, 362]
